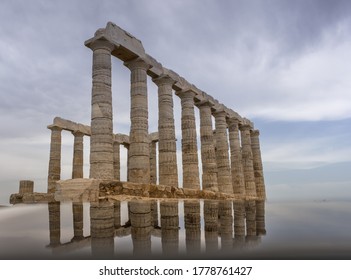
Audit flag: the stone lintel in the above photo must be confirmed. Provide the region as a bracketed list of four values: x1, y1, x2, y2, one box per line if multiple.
[145, 54, 163, 78]
[195, 99, 215, 108]
[114, 134, 130, 145]
[251, 129, 260, 137]
[211, 104, 226, 115]
[50, 117, 90, 135]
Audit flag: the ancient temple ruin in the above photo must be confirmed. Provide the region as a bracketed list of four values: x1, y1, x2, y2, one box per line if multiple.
[13, 22, 266, 203]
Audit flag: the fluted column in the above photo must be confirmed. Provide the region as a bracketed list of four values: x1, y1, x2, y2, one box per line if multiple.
[47, 125, 62, 193]
[48, 201, 61, 246]
[240, 124, 257, 198]
[149, 140, 157, 184]
[160, 201, 179, 255]
[250, 130, 266, 200]
[196, 101, 218, 192]
[125, 58, 150, 184]
[204, 200, 219, 252]
[176, 90, 200, 189]
[213, 110, 232, 194]
[184, 200, 201, 254]
[123, 143, 130, 181]
[153, 75, 178, 187]
[113, 141, 120, 180]
[88, 38, 115, 180]
[72, 131, 84, 179]
[219, 201, 233, 251]
[228, 118, 245, 198]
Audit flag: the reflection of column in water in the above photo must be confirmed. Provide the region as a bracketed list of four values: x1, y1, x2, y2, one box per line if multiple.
[233, 200, 246, 248]
[129, 201, 152, 256]
[150, 200, 159, 228]
[72, 202, 84, 241]
[219, 201, 233, 251]
[184, 200, 201, 254]
[90, 199, 115, 258]
[114, 201, 121, 229]
[160, 201, 179, 255]
[48, 201, 61, 246]
[204, 200, 219, 252]
[256, 200, 266, 236]
[245, 200, 260, 247]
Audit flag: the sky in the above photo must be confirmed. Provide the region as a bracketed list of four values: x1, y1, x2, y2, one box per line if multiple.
[1, 0, 351, 204]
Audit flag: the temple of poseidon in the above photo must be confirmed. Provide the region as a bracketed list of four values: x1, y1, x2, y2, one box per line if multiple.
[11, 22, 266, 204]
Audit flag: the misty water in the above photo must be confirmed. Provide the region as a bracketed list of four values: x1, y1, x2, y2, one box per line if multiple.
[0, 198, 350, 259]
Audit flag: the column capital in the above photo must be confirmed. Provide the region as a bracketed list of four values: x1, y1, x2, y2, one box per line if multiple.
[72, 130, 85, 137]
[195, 99, 215, 108]
[86, 37, 115, 52]
[175, 89, 197, 99]
[239, 123, 252, 131]
[152, 74, 175, 86]
[47, 125, 62, 132]
[124, 57, 150, 71]
[250, 129, 260, 137]
[227, 117, 240, 126]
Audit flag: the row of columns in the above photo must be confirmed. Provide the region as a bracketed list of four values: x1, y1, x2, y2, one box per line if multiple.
[47, 37, 265, 200]
[86, 37, 265, 199]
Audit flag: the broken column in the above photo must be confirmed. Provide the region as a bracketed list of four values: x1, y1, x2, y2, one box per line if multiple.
[153, 75, 178, 187]
[176, 90, 200, 189]
[213, 108, 233, 194]
[250, 130, 266, 200]
[228, 118, 245, 198]
[47, 125, 62, 193]
[125, 58, 150, 184]
[72, 131, 84, 179]
[19, 180, 34, 194]
[196, 100, 218, 192]
[86, 37, 115, 180]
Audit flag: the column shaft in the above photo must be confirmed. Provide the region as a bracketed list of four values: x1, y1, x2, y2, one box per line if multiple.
[153, 75, 178, 187]
[213, 111, 232, 193]
[197, 102, 218, 191]
[149, 141, 157, 184]
[228, 118, 245, 198]
[48, 126, 62, 193]
[125, 58, 150, 184]
[72, 131, 84, 179]
[251, 130, 266, 200]
[89, 39, 114, 179]
[113, 142, 120, 180]
[176, 90, 200, 189]
[240, 124, 257, 198]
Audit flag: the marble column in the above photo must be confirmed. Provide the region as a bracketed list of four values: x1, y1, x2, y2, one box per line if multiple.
[228, 118, 245, 198]
[72, 131, 84, 179]
[113, 141, 120, 181]
[176, 90, 200, 189]
[184, 200, 201, 254]
[87, 38, 115, 180]
[196, 101, 218, 192]
[218, 201, 233, 251]
[250, 130, 266, 200]
[153, 75, 178, 187]
[204, 200, 219, 252]
[149, 140, 157, 184]
[240, 124, 257, 198]
[124, 58, 150, 184]
[47, 125, 62, 193]
[213, 109, 232, 194]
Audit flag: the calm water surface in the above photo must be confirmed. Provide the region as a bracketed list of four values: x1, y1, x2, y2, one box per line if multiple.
[0, 199, 350, 259]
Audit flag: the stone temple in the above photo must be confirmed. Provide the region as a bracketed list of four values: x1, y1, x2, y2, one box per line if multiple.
[11, 22, 266, 203]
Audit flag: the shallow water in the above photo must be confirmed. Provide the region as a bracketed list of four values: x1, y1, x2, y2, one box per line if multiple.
[0, 199, 350, 259]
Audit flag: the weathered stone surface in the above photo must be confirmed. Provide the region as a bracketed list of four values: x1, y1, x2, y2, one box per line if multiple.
[196, 100, 218, 192]
[213, 109, 233, 194]
[88, 38, 115, 180]
[19, 180, 34, 194]
[153, 75, 178, 187]
[47, 125, 62, 193]
[240, 124, 257, 199]
[55, 178, 100, 202]
[250, 130, 266, 200]
[113, 142, 120, 180]
[9, 192, 54, 204]
[228, 118, 245, 198]
[72, 131, 84, 179]
[149, 141, 157, 184]
[125, 58, 151, 184]
[176, 90, 200, 189]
